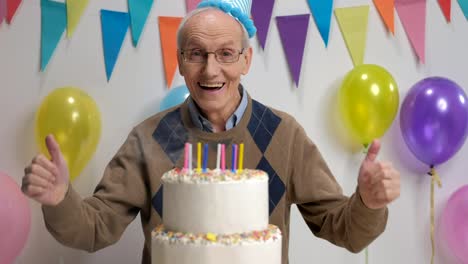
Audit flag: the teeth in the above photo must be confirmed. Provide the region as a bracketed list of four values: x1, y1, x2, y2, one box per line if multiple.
[200, 83, 223, 88]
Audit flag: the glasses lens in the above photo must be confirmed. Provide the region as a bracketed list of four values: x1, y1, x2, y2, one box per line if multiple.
[215, 48, 238, 63]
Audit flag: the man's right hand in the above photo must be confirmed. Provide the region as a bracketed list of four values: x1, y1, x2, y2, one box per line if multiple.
[22, 135, 70, 206]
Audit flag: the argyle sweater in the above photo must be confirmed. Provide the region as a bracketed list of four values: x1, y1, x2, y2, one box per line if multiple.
[42, 94, 388, 264]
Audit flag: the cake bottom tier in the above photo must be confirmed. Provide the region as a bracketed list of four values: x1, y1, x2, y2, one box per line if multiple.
[151, 225, 282, 264]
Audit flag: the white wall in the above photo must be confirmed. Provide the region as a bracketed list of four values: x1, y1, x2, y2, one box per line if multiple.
[1, 0, 467, 263]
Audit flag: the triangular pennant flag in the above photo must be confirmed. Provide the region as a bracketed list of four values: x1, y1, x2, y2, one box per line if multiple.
[159, 16, 183, 88]
[41, 0, 66, 71]
[186, 0, 201, 13]
[251, 0, 275, 49]
[100, 10, 130, 81]
[438, 0, 451, 22]
[395, 0, 426, 63]
[459, 0, 468, 20]
[335, 5, 370, 66]
[6, 0, 22, 24]
[307, 0, 333, 47]
[0, 0, 6, 24]
[373, 0, 395, 34]
[66, 0, 89, 37]
[276, 14, 310, 87]
[128, 0, 153, 47]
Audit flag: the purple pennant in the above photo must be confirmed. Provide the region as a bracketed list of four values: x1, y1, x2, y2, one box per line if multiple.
[251, 0, 275, 49]
[276, 14, 310, 87]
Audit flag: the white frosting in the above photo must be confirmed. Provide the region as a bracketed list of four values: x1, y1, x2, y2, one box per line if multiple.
[152, 230, 282, 264]
[162, 168, 269, 183]
[163, 175, 268, 234]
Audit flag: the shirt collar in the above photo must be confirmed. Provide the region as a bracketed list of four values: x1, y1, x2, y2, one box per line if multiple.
[188, 85, 248, 132]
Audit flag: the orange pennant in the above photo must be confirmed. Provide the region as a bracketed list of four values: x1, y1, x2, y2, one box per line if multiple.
[438, 0, 451, 22]
[158, 16, 183, 88]
[373, 0, 395, 34]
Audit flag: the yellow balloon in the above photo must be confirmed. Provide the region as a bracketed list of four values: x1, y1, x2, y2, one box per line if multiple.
[338, 64, 399, 146]
[35, 87, 101, 181]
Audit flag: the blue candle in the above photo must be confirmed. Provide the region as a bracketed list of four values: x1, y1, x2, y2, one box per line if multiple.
[231, 144, 237, 172]
[203, 143, 208, 172]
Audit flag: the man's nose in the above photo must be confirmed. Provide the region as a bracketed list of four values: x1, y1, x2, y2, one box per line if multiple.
[203, 53, 221, 77]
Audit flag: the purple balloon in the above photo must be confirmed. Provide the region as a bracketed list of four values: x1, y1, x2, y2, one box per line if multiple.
[400, 77, 468, 165]
[441, 185, 468, 263]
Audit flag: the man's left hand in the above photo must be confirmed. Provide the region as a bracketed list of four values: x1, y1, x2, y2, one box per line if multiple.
[358, 139, 401, 209]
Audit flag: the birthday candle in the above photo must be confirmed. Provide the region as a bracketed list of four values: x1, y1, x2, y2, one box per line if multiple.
[184, 143, 190, 170]
[221, 144, 226, 171]
[197, 142, 201, 173]
[203, 144, 208, 172]
[232, 144, 237, 172]
[188, 143, 193, 171]
[216, 144, 221, 170]
[239, 143, 244, 172]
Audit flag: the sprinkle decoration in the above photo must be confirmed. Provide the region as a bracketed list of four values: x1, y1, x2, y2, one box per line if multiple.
[162, 168, 268, 183]
[152, 224, 281, 246]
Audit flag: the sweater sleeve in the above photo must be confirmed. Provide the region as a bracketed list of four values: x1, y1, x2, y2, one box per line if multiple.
[42, 129, 148, 252]
[287, 124, 388, 253]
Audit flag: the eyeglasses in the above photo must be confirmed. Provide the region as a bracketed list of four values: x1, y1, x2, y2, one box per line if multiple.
[180, 48, 244, 64]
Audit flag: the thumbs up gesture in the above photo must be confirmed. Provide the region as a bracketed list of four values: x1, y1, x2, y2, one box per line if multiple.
[22, 135, 70, 206]
[358, 139, 400, 209]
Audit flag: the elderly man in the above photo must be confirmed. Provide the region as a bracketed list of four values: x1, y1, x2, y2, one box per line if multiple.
[21, 0, 400, 263]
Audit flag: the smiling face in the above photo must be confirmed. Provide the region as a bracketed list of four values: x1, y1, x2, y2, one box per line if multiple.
[178, 9, 253, 118]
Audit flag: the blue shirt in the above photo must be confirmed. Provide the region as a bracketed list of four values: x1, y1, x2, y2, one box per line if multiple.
[187, 85, 248, 132]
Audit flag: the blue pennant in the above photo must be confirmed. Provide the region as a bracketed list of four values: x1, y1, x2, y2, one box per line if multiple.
[100, 10, 130, 81]
[40, 0, 66, 71]
[307, 0, 333, 47]
[128, 0, 153, 47]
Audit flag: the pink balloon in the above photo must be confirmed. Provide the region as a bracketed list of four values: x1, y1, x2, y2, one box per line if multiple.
[441, 185, 468, 263]
[0, 171, 31, 264]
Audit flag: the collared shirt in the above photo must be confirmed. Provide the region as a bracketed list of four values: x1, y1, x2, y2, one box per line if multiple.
[187, 85, 248, 132]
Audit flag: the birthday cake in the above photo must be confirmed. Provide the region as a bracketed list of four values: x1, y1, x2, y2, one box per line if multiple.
[151, 168, 282, 264]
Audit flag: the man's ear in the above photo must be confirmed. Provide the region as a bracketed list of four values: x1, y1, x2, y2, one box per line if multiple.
[241, 47, 253, 75]
[177, 50, 185, 76]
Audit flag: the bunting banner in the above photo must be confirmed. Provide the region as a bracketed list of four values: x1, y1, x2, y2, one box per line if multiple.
[159, 16, 183, 88]
[458, 0, 468, 20]
[306, 0, 333, 47]
[438, 0, 451, 22]
[100, 10, 130, 81]
[395, 0, 426, 63]
[128, 0, 153, 47]
[41, 0, 66, 71]
[186, 0, 201, 13]
[66, 0, 89, 38]
[373, 0, 394, 34]
[251, 0, 275, 49]
[276, 14, 310, 87]
[7, 0, 22, 24]
[0, 0, 6, 24]
[335, 5, 370, 67]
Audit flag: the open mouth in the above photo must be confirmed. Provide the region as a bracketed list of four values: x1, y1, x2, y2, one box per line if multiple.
[198, 82, 225, 91]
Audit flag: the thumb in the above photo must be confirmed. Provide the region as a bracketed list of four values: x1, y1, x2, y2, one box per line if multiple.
[365, 139, 381, 162]
[45, 134, 63, 164]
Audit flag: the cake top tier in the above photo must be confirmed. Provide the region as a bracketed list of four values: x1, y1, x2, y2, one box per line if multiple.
[162, 168, 268, 183]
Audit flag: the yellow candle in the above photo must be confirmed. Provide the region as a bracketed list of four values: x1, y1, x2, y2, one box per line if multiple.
[239, 143, 244, 172]
[197, 142, 201, 173]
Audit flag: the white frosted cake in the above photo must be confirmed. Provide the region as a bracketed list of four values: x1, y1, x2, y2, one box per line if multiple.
[151, 168, 282, 264]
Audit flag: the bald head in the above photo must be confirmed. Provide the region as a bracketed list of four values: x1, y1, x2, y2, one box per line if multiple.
[177, 8, 250, 50]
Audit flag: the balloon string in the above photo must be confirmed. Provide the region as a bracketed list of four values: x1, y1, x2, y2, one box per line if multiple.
[362, 143, 369, 264]
[428, 166, 442, 264]
[365, 247, 368, 264]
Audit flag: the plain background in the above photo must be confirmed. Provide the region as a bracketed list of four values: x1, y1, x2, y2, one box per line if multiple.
[1, 0, 467, 263]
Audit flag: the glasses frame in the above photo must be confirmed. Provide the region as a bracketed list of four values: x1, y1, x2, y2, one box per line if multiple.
[180, 48, 245, 64]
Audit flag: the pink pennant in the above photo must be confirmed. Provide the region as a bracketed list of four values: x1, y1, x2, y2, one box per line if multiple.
[395, 0, 426, 63]
[186, 0, 201, 13]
